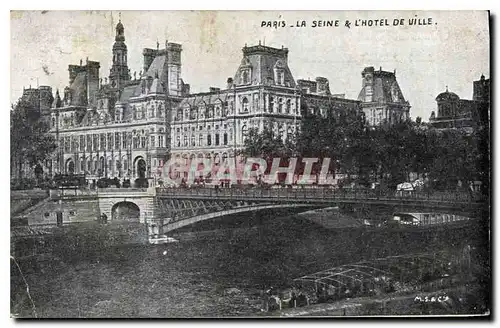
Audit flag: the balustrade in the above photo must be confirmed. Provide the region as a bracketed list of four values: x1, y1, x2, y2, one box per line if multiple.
[154, 186, 482, 205]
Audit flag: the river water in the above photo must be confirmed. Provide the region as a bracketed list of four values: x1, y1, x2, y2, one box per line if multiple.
[12, 210, 488, 318]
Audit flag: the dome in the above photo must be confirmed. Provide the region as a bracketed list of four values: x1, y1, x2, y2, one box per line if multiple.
[436, 89, 459, 102]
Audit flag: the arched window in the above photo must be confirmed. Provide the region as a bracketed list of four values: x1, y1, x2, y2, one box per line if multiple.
[207, 134, 212, 146]
[99, 157, 105, 173]
[242, 97, 249, 113]
[241, 125, 248, 142]
[223, 133, 228, 145]
[183, 135, 188, 147]
[286, 99, 291, 114]
[191, 135, 196, 147]
[199, 134, 204, 146]
[215, 133, 220, 146]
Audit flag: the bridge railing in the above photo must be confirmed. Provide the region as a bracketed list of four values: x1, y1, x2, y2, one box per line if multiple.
[155, 187, 484, 203]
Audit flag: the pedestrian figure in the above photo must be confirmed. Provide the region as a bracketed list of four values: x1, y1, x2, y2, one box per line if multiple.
[290, 291, 297, 308]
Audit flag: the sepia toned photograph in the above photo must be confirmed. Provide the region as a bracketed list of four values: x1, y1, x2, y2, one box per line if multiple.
[10, 10, 490, 318]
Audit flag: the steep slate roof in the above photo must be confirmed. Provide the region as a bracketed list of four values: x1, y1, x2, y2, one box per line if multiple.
[233, 45, 296, 87]
[177, 91, 230, 109]
[80, 109, 97, 126]
[149, 78, 164, 95]
[69, 72, 88, 106]
[357, 70, 406, 104]
[145, 55, 167, 81]
[120, 84, 138, 103]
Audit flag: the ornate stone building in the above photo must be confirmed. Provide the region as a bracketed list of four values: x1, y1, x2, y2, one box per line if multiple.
[50, 19, 187, 182]
[170, 43, 303, 163]
[357, 66, 411, 126]
[429, 74, 490, 131]
[46, 19, 363, 184]
[170, 44, 362, 164]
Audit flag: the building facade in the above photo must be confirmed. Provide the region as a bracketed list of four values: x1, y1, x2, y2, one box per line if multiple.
[41, 20, 364, 184]
[50, 19, 186, 182]
[357, 66, 411, 126]
[429, 75, 490, 131]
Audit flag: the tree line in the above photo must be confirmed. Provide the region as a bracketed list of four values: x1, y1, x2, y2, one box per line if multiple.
[10, 100, 56, 188]
[243, 107, 489, 193]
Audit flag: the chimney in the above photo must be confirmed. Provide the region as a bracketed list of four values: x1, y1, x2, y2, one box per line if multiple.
[315, 77, 330, 96]
[227, 77, 233, 89]
[209, 87, 221, 93]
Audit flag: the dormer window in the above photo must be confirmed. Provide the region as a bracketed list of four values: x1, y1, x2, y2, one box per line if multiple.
[276, 71, 284, 85]
[239, 57, 252, 85]
[274, 60, 286, 86]
[206, 105, 214, 118]
[241, 69, 251, 85]
[190, 107, 197, 120]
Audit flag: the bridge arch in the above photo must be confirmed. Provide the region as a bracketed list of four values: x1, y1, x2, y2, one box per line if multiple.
[161, 203, 322, 233]
[111, 201, 141, 222]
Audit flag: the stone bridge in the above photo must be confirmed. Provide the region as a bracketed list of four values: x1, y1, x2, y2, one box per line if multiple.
[54, 187, 488, 234]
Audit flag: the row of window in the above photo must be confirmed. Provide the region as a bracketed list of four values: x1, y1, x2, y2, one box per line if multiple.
[368, 108, 406, 125]
[174, 96, 298, 122]
[175, 132, 230, 148]
[172, 123, 296, 148]
[61, 131, 165, 153]
[65, 157, 165, 176]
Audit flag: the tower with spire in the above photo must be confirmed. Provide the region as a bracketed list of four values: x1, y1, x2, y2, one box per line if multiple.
[109, 14, 130, 91]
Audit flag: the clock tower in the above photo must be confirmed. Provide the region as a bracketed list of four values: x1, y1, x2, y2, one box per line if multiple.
[109, 16, 130, 91]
